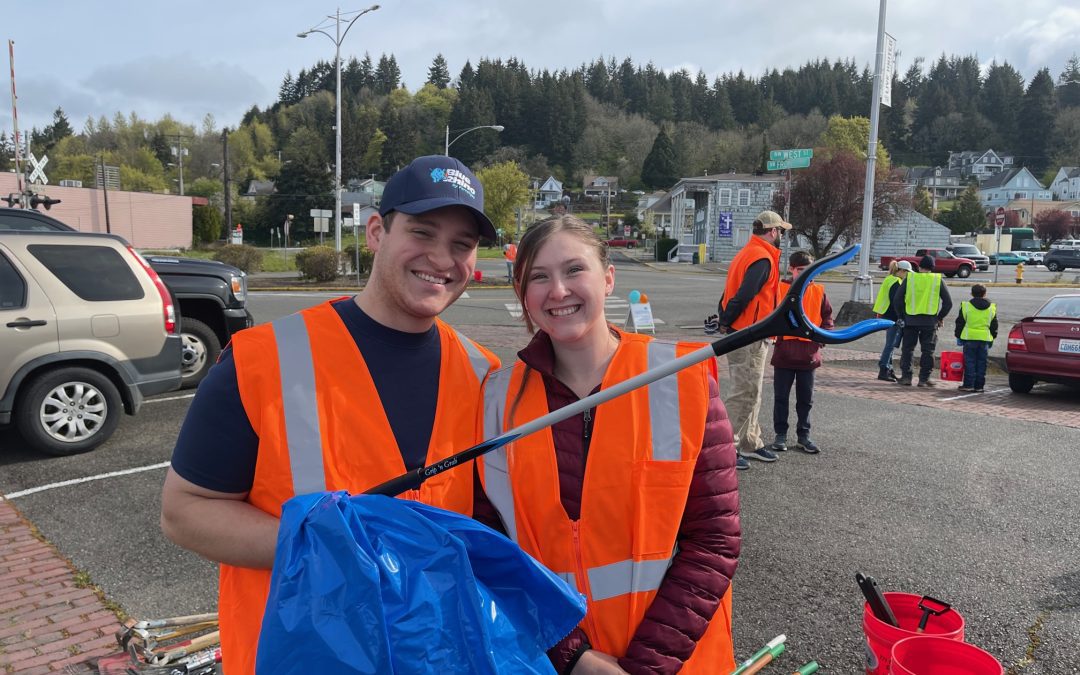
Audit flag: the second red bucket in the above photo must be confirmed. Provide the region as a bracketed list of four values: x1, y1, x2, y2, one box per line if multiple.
[939, 351, 964, 381]
[863, 592, 964, 674]
[890, 635, 1003, 674]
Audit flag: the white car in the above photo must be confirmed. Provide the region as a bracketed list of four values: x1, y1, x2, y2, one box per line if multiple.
[1011, 251, 1044, 265]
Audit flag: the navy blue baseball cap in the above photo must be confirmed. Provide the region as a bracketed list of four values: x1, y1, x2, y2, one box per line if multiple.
[379, 155, 497, 240]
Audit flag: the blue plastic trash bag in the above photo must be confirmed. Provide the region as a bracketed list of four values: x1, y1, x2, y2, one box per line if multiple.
[256, 491, 586, 674]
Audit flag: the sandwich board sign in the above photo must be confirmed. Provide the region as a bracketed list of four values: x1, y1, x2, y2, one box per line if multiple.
[625, 302, 655, 333]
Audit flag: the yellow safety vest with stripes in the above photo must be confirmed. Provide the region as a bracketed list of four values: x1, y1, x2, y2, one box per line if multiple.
[904, 272, 941, 316]
[960, 301, 996, 342]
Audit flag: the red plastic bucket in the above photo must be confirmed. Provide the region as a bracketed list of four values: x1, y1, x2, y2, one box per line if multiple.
[864, 593, 964, 674]
[940, 351, 964, 381]
[890, 635, 1003, 674]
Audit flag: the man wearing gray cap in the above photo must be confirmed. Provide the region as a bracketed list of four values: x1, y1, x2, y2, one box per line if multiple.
[715, 210, 790, 469]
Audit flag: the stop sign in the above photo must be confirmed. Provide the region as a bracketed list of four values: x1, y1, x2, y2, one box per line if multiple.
[994, 207, 1006, 228]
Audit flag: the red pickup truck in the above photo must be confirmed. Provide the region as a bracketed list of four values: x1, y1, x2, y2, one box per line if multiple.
[879, 248, 976, 278]
[605, 237, 638, 248]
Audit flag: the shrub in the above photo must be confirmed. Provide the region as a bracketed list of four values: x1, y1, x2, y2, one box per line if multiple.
[655, 238, 678, 261]
[213, 244, 263, 273]
[295, 246, 341, 282]
[343, 242, 375, 274]
[192, 204, 222, 244]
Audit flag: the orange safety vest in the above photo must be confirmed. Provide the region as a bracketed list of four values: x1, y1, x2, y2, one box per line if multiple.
[478, 330, 735, 673]
[721, 235, 781, 330]
[777, 280, 825, 343]
[221, 300, 498, 675]
[504, 243, 518, 261]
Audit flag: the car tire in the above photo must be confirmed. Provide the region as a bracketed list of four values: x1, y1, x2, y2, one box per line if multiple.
[1008, 373, 1036, 394]
[1047, 262, 1062, 272]
[179, 317, 222, 389]
[944, 272, 955, 278]
[14, 367, 122, 456]
[956, 265, 971, 278]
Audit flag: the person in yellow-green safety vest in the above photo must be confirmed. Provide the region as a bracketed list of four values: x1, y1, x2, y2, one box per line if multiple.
[873, 260, 911, 381]
[954, 284, 998, 393]
[888, 255, 953, 387]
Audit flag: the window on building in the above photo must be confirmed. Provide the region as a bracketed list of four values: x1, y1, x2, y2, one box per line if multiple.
[738, 189, 751, 206]
[719, 188, 731, 206]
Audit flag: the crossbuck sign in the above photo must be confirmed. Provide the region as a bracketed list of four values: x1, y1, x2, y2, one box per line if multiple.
[27, 152, 48, 185]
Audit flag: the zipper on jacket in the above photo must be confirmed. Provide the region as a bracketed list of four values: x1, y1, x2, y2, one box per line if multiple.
[582, 407, 593, 471]
[571, 520, 600, 642]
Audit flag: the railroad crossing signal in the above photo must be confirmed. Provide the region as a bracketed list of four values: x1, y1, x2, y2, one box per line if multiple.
[26, 152, 48, 185]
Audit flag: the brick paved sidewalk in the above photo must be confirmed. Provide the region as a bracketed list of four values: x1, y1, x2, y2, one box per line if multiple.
[0, 499, 121, 674]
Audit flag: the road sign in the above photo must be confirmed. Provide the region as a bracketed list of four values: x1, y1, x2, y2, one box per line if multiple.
[769, 148, 813, 162]
[767, 157, 811, 171]
[310, 209, 332, 218]
[27, 152, 48, 185]
[994, 207, 1006, 228]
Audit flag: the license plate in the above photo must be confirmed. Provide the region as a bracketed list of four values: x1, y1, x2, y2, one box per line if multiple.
[1060, 339, 1080, 354]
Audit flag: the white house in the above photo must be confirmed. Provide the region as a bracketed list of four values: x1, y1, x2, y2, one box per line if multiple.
[583, 175, 619, 199]
[978, 168, 1052, 208]
[534, 176, 563, 208]
[947, 149, 1015, 182]
[1049, 167, 1080, 201]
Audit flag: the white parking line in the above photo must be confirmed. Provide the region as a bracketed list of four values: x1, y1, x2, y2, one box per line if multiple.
[940, 388, 1008, 401]
[144, 393, 196, 404]
[3, 461, 172, 500]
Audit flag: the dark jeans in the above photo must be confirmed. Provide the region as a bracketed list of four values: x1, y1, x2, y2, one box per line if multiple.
[773, 367, 815, 439]
[962, 341, 989, 389]
[899, 325, 938, 381]
[878, 323, 903, 370]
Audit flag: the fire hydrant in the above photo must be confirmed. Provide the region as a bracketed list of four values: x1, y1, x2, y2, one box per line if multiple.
[1016, 262, 1024, 285]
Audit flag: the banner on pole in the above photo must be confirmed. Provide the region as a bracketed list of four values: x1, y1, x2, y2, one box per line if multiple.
[880, 33, 897, 107]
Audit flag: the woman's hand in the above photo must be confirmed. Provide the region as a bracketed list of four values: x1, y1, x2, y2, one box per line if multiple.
[571, 650, 630, 674]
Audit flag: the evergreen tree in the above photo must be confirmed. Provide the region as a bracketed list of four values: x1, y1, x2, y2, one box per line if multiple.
[359, 53, 375, 90]
[979, 61, 1024, 151]
[913, 186, 934, 218]
[708, 78, 736, 130]
[950, 183, 988, 234]
[427, 54, 451, 88]
[1019, 68, 1056, 175]
[457, 60, 475, 88]
[0, 132, 12, 173]
[375, 54, 401, 94]
[640, 127, 678, 188]
[1058, 54, 1080, 108]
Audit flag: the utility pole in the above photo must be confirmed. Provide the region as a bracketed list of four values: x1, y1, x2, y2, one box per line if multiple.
[169, 133, 191, 196]
[222, 129, 232, 232]
[100, 155, 112, 234]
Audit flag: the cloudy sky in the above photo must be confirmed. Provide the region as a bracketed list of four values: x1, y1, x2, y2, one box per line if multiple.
[3, 1, 1079, 138]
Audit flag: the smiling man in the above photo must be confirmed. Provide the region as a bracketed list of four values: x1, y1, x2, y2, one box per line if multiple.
[160, 156, 501, 675]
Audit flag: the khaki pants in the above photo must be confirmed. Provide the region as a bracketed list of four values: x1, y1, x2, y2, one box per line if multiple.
[723, 339, 769, 453]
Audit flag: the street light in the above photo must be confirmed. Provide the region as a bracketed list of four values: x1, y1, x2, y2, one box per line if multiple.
[445, 125, 504, 155]
[298, 4, 380, 255]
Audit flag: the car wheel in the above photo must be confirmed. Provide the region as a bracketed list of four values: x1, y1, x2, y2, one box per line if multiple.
[956, 265, 971, 278]
[1047, 262, 1062, 272]
[14, 367, 122, 456]
[1008, 373, 1036, 394]
[944, 273, 955, 278]
[179, 317, 222, 389]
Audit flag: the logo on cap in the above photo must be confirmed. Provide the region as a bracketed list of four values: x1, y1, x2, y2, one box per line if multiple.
[430, 167, 477, 200]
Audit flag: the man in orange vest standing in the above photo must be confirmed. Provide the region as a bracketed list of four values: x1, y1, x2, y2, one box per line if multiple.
[160, 155, 501, 675]
[715, 210, 789, 470]
[503, 237, 517, 281]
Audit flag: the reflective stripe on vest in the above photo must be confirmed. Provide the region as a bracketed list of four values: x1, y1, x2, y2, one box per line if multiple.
[452, 327, 496, 387]
[960, 301, 996, 341]
[647, 342, 681, 461]
[481, 366, 516, 541]
[271, 313, 326, 495]
[873, 275, 900, 314]
[904, 272, 941, 316]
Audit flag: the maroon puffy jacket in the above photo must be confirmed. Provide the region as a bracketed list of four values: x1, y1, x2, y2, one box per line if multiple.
[472, 331, 741, 674]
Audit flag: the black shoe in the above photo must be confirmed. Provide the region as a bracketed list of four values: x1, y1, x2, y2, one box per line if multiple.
[795, 438, 821, 454]
[897, 374, 913, 386]
[877, 367, 898, 382]
[917, 379, 937, 388]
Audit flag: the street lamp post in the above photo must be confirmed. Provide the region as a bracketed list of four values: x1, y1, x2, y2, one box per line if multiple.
[445, 124, 504, 155]
[298, 4, 380, 255]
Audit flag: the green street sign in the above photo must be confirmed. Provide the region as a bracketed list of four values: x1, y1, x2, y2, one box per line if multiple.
[767, 157, 812, 171]
[769, 148, 814, 162]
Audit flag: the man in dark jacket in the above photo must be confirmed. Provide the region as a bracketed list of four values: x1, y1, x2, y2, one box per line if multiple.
[890, 255, 953, 386]
[954, 284, 998, 393]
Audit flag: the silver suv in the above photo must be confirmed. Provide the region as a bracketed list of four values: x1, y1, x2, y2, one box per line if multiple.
[1, 231, 182, 455]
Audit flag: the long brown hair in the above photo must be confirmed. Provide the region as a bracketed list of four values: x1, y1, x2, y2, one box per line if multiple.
[513, 215, 610, 333]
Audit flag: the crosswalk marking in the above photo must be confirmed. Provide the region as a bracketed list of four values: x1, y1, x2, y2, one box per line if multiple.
[504, 297, 664, 324]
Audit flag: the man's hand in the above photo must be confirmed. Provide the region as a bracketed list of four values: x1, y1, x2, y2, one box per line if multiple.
[571, 650, 629, 674]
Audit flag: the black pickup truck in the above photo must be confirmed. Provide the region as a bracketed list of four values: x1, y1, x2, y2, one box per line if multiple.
[0, 206, 253, 387]
[145, 256, 253, 387]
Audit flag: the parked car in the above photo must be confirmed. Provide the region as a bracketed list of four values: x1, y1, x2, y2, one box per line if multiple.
[987, 252, 1025, 265]
[605, 237, 638, 248]
[0, 206, 253, 388]
[1, 231, 182, 455]
[1010, 251, 1043, 265]
[878, 249, 975, 278]
[945, 244, 990, 271]
[1005, 294, 1080, 393]
[1043, 248, 1080, 272]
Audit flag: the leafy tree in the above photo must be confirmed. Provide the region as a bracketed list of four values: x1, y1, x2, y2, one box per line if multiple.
[913, 186, 934, 218]
[640, 127, 678, 188]
[427, 54, 451, 88]
[0, 132, 13, 173]
[266, 127, 332, 242]
[1019, 68, 1056, 175]
[771, 150, 909, 257]
[120, 165, 167, 192]
[1034, 209, 1073, 245]
[476, 161, 529, 238]
[1050, 107, 1080, 170]
[819, 115, 890, 168]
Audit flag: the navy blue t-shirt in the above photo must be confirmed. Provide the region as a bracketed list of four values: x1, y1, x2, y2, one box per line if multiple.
[170, 298, 440, 493]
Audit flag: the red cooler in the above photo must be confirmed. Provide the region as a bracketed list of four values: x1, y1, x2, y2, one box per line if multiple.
[939, 351, 964, 382]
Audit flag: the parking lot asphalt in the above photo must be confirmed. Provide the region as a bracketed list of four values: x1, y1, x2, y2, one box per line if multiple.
[2, 293, 1079, 672]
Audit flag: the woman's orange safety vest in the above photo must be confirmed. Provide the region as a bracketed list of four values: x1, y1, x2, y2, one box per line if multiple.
[777, 280, 824, 343]
[479, 330, 735, 673]
[222, 300, 498, 675]
[721, 235, 781, 330]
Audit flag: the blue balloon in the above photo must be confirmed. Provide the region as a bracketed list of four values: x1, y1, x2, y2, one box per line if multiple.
[628, 290, 641, 304]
